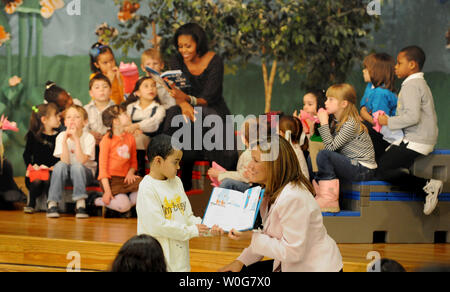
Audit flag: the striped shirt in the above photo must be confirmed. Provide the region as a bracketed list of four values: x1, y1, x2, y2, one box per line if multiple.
[318, 117, 377, 169]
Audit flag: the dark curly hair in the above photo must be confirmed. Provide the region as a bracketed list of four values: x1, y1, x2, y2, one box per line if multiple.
[174, 23, 209, 58]
[111, 235, 167, 272]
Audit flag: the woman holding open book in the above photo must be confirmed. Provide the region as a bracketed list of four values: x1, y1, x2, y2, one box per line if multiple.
[165, 23, 238, 191]
[218, 136, 343, 272]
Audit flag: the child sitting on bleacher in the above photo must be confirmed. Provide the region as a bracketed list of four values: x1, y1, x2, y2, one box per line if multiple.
[360, 53, 399, 163]
[47, 105, 96, 219]
[95, 105, 142, 215]
[84, 74, 115, 177]
[140, 48, 176, 110]
[84, 74, 115, 145]
[314, 84, 377, 213]
[279, 115, 309, 180]
[377, 46, 442, 215]
[294, 90, 327, 177]
[126, 77, 166, 177]
[207, 118, 256, 192]
[23, 103, 61, 214]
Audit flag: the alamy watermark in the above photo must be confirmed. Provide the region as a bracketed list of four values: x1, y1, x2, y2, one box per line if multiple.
[66, 0, 81, 16]
[366, 251, 382, 272]
[170, 108, 280, 162]
[366, 0, 382, 16]
[66, 251, 81, 272]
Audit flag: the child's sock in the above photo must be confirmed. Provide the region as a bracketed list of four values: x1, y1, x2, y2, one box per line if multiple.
[48, 201, 57, 209]
[76, 199, 86, 209]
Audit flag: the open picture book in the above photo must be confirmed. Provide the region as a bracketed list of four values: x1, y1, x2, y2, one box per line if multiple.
[145, 67, 191, 91]
[202, 186, 264, 232]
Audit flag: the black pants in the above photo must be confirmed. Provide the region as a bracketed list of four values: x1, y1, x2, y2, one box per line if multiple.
[25, 177, 50, 208]
[162, 105, 238, 190]
[241, 260, 275, 272]
[363, 121, 390, 164]
[0, 159, 26, 209]
[376, 142, 427, 195]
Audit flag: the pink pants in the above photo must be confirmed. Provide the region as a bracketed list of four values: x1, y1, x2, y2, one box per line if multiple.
[94, 192, 138, 213]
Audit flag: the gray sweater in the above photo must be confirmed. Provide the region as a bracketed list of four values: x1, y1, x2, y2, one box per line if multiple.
[388, 74, 438, 146]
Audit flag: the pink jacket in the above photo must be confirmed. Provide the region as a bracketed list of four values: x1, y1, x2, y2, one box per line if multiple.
[237, 183, 343, 272]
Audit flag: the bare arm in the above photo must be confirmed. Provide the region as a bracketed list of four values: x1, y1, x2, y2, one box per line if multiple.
[360, 106, 374, 125]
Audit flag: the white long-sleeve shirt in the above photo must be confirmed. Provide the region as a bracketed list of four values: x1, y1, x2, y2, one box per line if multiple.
[136, 175, 202, 272]
[126, 100, 166, 134]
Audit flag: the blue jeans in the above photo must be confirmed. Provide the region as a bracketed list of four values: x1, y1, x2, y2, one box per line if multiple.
[48, 161, 94, 203]
[315, 150, 376, 182]
[220, 179, 251, 193]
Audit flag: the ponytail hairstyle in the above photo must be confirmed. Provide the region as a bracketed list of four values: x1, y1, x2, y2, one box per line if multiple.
[44, 81, 68, 111]
[126, 76, 161, 105]
[89, 42, 116, 73]
[279, 115, 303, 145]
[26, 103, 59, 143]
[326, 83, 367, 134]
[102, 104, 126, 139]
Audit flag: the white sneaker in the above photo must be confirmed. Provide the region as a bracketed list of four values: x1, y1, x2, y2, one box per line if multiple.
[423, 179, 443, 215]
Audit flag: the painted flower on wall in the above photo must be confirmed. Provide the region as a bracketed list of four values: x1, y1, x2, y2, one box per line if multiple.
[118, 0, 140, 23]
[40, 0, 65, 19]
[2, 0, 23, 14]
[96, 23, 119, 46]
[0, 25, 10, 47]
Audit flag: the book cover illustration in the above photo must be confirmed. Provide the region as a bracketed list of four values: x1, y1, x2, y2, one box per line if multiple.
[145, 67, 191, 91]
[202, 186, 264, 232]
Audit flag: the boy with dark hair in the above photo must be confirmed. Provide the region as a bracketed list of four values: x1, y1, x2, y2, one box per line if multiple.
[378, 46, 441, 215]
[136, 134, 222, 272]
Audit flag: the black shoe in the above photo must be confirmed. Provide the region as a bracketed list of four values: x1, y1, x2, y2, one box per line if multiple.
[47, 206, 60, 218]
[104, 208, 121, 218]
[76, 207, 89, 219]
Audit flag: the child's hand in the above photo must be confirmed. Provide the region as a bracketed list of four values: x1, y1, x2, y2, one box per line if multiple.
[317, 108, 329, 125]
[102, 191, 114, 206]
[65, 128, 75, 140]
[125, 123, 139, 134]
[210, 224, 225, 236]
[112, 66, 122, 82]
[124, 172, 139, 185]
[243, 166, 256, 183]
[228, 228, 243, 240]
[378, 114, 389, 126]
[207, 168, 224, 179]
[179, 102, 197, 122]
[196, 224, 210, 237]
[170, 87, 189, 104]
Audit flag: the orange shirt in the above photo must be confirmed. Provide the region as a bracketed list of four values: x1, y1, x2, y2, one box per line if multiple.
[90, 73, 125, 105]
[98, 132, 138, 180]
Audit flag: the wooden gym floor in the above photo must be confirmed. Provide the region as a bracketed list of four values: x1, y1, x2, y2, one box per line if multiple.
[0, 211, 449, 272]
[0, 177, 448, 272]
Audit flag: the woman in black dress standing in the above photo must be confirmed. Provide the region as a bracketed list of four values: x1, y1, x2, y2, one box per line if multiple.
[163, 23, 237, 191]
